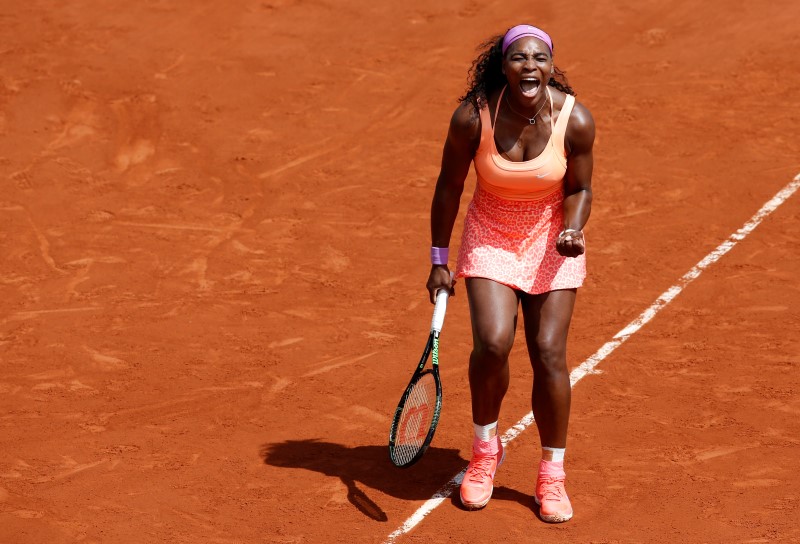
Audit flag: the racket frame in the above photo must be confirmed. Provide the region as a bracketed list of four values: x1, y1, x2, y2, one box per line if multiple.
[388, 287, 449, 468]
[388, 332, 443, 467]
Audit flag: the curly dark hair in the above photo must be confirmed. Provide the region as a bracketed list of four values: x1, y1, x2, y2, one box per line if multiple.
[459, 32, 575, 109]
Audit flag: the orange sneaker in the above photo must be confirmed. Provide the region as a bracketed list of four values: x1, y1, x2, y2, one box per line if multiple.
[535, 463, 573, 523]
[459, 438, 505, 510]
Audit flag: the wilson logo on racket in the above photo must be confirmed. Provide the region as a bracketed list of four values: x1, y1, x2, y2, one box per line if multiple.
[399, 404, 430, 442]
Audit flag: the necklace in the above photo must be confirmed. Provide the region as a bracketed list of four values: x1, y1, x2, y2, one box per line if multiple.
[504, 92, 548, 125]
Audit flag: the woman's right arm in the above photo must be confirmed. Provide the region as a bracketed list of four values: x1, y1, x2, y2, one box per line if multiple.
[426, 101, 481, 303]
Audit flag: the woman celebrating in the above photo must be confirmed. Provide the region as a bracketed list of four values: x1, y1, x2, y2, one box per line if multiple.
[425, 25, 594, 523]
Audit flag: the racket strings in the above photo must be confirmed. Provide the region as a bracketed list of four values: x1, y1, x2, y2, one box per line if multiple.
[392, 373, 437, 466]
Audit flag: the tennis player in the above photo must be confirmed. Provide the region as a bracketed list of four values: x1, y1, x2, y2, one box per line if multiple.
[425, 24, 594, 522]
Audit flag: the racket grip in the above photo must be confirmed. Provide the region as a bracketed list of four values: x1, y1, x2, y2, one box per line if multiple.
[430, 288, 449, 333]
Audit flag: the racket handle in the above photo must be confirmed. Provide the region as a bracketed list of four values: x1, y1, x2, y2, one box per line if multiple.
[431, 287, 450, 333]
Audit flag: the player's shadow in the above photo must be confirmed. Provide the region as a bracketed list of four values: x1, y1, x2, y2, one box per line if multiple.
[260, 439, 466, 522]
[449, 484, 536, 514]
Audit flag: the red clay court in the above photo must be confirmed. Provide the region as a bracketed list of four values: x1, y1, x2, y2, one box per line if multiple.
[2, 1, 800, 542]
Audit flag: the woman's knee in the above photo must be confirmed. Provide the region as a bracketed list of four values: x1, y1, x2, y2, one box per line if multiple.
[472, 331, 514, 366]
[532, 335, 568, 374]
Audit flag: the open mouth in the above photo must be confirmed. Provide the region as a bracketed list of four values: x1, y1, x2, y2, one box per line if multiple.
[520, 78, 540, 97]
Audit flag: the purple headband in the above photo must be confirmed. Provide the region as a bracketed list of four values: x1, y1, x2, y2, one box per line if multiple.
[501, 25, 554, 55]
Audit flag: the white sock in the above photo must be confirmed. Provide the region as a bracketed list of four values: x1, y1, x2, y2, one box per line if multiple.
[542, 447, 565, 462]
[473, 421, 498, 441]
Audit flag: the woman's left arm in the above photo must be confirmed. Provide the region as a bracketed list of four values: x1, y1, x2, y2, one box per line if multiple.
[557, 101, 596, 258]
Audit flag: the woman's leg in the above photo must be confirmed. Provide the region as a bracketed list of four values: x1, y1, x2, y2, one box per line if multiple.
[520, 288, 576, 446]
[460, 277, 519, 510]
[466, 278, 520, 425]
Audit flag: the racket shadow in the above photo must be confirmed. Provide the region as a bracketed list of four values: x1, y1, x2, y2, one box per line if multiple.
[261, 439, 466, 522]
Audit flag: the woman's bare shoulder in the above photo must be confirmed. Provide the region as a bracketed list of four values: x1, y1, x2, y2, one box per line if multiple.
[567, 99, 595, 149]
[448, 100, 482, 149]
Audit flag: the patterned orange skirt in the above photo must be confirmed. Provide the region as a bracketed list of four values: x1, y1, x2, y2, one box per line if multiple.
[455, 185, 586, 295]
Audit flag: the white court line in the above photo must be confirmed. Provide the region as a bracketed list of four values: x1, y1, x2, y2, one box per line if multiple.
[384, 173, 800, 544]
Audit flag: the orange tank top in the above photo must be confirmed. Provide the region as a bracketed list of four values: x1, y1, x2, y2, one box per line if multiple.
[474, 86, 575, 201]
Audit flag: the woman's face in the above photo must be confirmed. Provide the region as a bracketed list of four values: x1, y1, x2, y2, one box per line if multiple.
[502, 37, 553, 103]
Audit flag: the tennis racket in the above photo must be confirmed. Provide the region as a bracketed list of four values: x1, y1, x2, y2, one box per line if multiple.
[388, 287, 450, 468]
